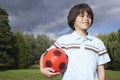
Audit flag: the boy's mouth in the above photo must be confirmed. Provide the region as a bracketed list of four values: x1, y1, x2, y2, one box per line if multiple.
[82, 22, 89, 25]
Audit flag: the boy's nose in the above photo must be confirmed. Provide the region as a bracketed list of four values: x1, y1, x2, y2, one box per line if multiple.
[84, 16, 89, 21]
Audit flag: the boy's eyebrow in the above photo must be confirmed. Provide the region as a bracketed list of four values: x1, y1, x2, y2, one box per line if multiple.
[79, 12, 90, 15]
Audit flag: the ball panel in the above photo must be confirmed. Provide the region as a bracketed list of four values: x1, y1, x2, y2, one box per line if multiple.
[46, 60, 53, 67]
[59, 62, 66, 70]
[53, 50, 61, 56]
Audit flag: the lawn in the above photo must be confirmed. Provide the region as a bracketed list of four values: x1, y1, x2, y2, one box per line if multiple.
[0, 69, 120, 80]
[106, 70, 120, 80]
[0, 69, 61, 80]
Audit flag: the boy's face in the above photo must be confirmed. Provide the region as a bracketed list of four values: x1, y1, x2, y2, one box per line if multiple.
[74, 12, 92, 31]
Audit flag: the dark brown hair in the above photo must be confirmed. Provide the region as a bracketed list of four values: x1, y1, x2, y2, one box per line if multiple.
[67, 3, 94, 30]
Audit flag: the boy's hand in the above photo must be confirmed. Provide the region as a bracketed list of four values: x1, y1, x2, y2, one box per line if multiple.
[40, 53, 60, 78]
[40, 67, 60, 78]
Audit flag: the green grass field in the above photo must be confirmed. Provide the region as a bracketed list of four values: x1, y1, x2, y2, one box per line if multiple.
[0, 69, 120, 80]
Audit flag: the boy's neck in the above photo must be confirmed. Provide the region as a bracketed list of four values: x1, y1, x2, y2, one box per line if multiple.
[75, 29, 88, 37]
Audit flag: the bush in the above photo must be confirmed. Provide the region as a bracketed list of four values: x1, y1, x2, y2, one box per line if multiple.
[29, 65, 39, 69]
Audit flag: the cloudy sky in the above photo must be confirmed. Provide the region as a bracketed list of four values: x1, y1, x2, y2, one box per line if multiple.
[0, 0, 120, 39]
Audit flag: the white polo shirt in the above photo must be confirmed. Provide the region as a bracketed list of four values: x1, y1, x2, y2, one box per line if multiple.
[49, 31, 111, 80]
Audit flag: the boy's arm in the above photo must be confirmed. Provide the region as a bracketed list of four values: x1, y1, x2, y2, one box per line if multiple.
[97, 64, 105, 80]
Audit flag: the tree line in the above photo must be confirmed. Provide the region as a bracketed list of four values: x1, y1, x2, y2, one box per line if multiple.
[0, 8, 120, 70]
[97, 29, 120, 70]
[0, 8, 54, 70]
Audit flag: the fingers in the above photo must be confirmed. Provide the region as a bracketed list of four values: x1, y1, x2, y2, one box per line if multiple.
[48, 72, 60, 78]
[47, 71, 60, 78]
[46, 68, 55, 72]
[45, 68, 60, 78]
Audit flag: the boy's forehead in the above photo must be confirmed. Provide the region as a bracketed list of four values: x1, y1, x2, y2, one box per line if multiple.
[79, 11, 89, 15]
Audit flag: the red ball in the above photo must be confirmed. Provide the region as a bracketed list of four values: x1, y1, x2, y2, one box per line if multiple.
[43, 48, 68, 73]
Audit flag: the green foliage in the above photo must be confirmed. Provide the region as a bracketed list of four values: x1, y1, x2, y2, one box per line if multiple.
[0, 7, 54, 69]
[23, 33, 54, 64]
[23, 33, 38, 64]
[14, 31, 33, 69]
[0, 8, 9, 25]
[0, 8, 8, 15]
[0, 8, 17, 70]
[97, 28, 120, 70]
[13, 31, 54, 68]
[35, 34, 54, 64]
[29, 65, 39, 69]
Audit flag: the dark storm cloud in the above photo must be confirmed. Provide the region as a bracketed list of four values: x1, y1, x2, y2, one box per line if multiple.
[0, 0, 120, 39]
[0, 0, 72, 32]
[91, 0, 120, 27]
[0, 0, 76, 39]
[0, 0, 41, 31]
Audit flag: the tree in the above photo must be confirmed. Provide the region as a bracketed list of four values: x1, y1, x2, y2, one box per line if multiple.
[14, 31, 33, 69]
[23, 33, 36, 64]
[0, 8, 17, 70]
[97, 29, 120, 70]
[35, 34, 54, 64]
[116, 28, 120, 42]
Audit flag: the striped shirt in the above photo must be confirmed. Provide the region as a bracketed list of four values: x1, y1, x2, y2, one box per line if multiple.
[48, 31, 111, 80]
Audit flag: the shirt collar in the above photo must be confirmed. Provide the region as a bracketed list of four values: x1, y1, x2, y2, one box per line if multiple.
[71, 31, 93, 41]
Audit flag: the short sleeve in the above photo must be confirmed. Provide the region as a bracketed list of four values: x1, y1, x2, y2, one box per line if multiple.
[97, 40, 111, 65]
[98, 53, 111, 65]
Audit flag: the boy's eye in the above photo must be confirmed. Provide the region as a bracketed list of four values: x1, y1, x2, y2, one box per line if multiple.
[88, 15, 92, 18]
[79, 14, 84, 17]
[79, 14, 92, 19]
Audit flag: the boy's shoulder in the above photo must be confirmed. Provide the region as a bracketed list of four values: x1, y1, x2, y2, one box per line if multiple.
[91, 35, 103, 43]
[55, 33, 74, 44]
[57, 33, 72, 41]
[87, 35, 106, 50]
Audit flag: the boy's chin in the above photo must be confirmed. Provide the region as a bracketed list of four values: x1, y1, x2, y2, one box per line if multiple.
[82, 27, 89, 31]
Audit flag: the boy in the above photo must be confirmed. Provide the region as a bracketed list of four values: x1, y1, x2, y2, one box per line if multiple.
[40, 3, 111, 80]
